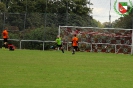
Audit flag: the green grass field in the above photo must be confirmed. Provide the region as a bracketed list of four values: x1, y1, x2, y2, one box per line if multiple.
[0, 49, 133, 88]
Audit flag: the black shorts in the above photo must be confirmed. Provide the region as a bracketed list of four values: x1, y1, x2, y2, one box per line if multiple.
[73, 46, 78, 50]
[57, 44, 62, 47]
[3, 38, 8, 42]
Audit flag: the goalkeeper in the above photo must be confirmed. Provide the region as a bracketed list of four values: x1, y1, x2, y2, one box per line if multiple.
[55, 35, 64, 53]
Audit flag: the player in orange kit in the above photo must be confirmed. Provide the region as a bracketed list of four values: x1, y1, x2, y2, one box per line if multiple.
[72, 34, 78, 54]
[2, 27, 9, 49]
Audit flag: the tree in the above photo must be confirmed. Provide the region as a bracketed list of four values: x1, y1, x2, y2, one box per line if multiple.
[102, 22, 111, 28]
[3, 0, 93, 28]
[6, 0, 91, 15]
[91, 19, 104, 28]
[20, 26, 58, 50]
[0, 2, 6, 12]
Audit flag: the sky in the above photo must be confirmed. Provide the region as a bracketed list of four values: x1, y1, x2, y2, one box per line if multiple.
[90, 0, 133, 23]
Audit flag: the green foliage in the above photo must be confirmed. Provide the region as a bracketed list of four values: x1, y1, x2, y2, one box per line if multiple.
[23, 26, 58, 40]
[20, 26, 58, 50]
[67, 14, 91, 26]
[35, 0, 46, 13]
[0, 0, 97, 29]
[5, 0, 91, 16]
[9, 32, 20, 39]
[102, 22, 111, 28]
[6, 13, 25, 31]
[0, 2, 6, 12]
[26, 13, 44, 29]
[92, 19, 104, 27]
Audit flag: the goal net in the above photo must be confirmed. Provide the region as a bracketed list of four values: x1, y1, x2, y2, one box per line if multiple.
[59, 26, 132, 54]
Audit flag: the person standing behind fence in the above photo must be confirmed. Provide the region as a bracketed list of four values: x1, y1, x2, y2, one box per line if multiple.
[72, 34, 78, 54]
[2, 27, 9, 49]
[55, 35, 64, 53]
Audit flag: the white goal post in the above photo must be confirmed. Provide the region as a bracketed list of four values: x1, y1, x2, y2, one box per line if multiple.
[59, 26, 133, 54]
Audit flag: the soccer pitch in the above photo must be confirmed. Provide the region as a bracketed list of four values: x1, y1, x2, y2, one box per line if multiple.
[0, 49, 133, 88]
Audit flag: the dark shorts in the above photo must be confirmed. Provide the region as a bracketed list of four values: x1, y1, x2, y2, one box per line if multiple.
[57, 44, 62, 47]
[3, 38, 8, 42]
[73, 46, 78, 50]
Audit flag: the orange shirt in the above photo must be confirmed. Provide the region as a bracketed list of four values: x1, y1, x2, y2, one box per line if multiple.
[72, 37, 78, 46]
[2, 30, 8, 38]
